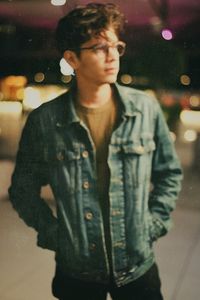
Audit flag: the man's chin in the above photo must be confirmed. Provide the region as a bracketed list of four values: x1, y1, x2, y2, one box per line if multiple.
[103, 74, 118, 84]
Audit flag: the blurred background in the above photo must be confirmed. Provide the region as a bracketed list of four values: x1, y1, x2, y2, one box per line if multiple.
[0, 0, 200, 300]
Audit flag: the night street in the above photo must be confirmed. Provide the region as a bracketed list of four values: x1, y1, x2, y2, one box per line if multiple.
[1, 0, 200, 298]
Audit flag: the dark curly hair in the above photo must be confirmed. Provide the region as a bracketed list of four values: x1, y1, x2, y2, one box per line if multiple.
[55, 2, 125, 55]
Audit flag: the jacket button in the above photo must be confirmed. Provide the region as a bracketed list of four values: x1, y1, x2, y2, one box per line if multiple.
[135, 145, 145, 154]
[56, 122, 62, 127]
[85, 212, 93, 220]
[114, 242, 125, 248]
[57, 152, 64, 161]
[82, 150, 89, 158]
[83, 181, 89, 189]
[89, 243, 96, 251]
[111, 210, 121, 216]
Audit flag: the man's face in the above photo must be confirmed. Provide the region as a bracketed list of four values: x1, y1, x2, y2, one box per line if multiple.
[74, 28, 122, 85]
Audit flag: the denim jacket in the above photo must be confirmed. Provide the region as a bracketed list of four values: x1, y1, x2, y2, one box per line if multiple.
[9, 83, 182, 287]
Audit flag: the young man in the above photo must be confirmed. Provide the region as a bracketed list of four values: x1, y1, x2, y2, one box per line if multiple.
[9, 3, 182, 300]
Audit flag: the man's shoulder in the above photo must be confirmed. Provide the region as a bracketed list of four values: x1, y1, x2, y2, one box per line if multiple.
[115, 83, 159, 111]
[37, 90, 69, 113]
[29, 89, 70, 120]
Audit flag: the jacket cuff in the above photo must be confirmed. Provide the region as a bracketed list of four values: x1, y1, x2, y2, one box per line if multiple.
[148, 213, 167, 242]
[37, 221, 58, 251]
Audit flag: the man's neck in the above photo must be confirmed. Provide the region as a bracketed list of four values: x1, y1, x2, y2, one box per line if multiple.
[76, 80, 113, 108]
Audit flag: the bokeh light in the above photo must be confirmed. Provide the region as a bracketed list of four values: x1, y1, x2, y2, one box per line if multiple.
[51, 0, 66, 6]
[189, 95, 199, 108]
[184, 130, 197, 142]
[61, 75, 72, 83]
[34, 72, 45, 83]
[161, 29, 173, 40]
[23, 87, 42, 110]
[120, 74, 132, 85]
[180, 74, 191, 86]
[180, 110, 200, 130]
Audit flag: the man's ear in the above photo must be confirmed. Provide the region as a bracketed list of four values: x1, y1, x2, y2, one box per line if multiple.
[63, 50, 80, 70]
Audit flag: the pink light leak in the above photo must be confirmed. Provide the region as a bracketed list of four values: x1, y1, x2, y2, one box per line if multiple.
[161, 29, 173, 40]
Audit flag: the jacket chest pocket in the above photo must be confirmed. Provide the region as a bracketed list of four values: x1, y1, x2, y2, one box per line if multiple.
[121, 138, 156, 186]
[44, 145, 81, 191]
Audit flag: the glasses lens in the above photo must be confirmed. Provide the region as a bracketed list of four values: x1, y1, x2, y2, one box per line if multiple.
[93, 44, 108, 53]
[85, 42, 126, 56]
[117, 42, 126, 56]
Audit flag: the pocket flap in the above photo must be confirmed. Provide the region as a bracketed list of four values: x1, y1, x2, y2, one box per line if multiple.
[44, 146, 80, 162]
[122, 139, 156, 155]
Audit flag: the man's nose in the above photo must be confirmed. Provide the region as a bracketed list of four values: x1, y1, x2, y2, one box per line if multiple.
[106, 46, 119, 60]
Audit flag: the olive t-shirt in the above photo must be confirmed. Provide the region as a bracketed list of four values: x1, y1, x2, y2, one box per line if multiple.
[76, 97, 118, 269]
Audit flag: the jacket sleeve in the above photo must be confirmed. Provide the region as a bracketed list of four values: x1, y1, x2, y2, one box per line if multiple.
[8, 111, 58, 251]
[148, 101, 183, 242]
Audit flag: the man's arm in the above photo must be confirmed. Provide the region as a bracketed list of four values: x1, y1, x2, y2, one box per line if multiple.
[8, 111, 58, 251]
[148, 102, 183, 241]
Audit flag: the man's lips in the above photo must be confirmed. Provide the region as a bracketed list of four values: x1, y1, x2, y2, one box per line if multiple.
[105, 67, 118, 72]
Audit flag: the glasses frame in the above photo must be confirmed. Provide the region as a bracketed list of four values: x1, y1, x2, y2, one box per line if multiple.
[70, 41, 126, 57]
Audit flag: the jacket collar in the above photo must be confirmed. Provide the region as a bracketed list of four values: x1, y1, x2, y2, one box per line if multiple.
[54, 84, 79, 128]
[114, 83, 142, 117]
[55, 82, 142, 128]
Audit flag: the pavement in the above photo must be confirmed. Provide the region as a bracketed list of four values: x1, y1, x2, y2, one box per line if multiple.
[0, 111, 200, 300]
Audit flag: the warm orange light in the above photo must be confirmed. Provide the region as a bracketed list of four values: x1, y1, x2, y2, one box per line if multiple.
[3, 75, 27, 87]
[0, 75, 27, 100]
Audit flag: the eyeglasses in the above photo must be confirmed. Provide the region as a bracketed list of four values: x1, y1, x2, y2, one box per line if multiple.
[72, 41, 126, 57]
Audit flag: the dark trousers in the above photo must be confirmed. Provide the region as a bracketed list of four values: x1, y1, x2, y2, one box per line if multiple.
[52, 263, 163, 300]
